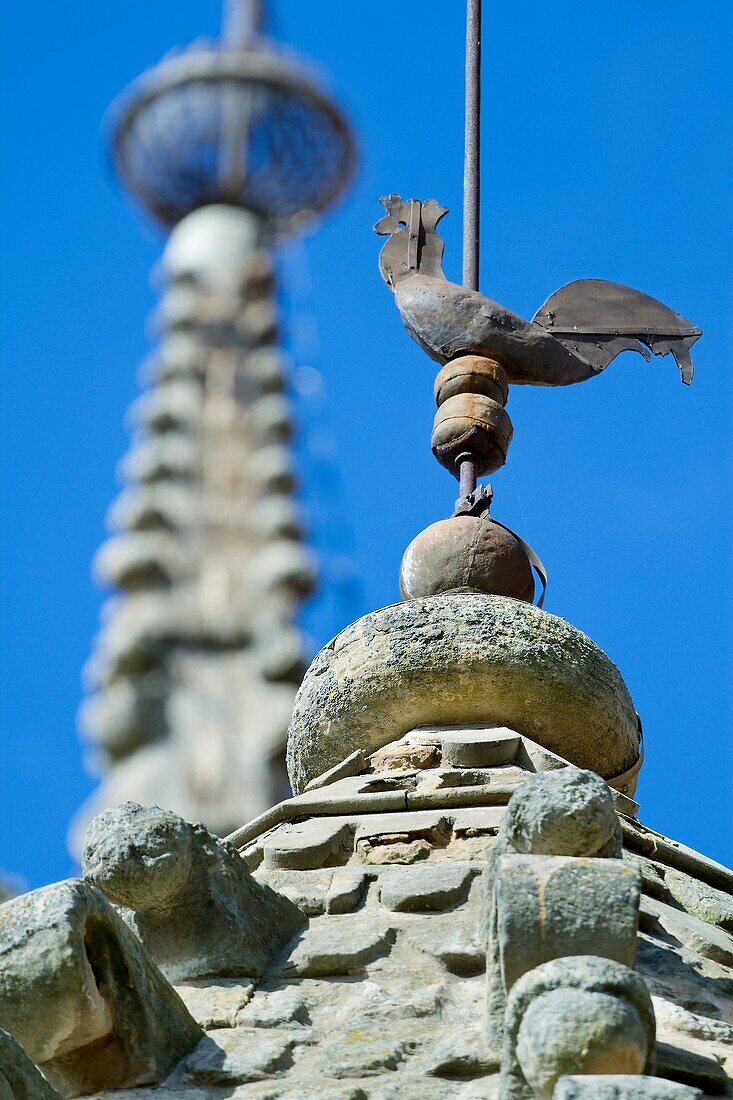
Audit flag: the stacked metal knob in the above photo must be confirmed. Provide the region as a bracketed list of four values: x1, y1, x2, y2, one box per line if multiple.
[400, 352, 537, 605]
[431, 355, 512, 477]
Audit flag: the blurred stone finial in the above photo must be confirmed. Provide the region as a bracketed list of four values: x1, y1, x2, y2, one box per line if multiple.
[109, 0, 355, 237]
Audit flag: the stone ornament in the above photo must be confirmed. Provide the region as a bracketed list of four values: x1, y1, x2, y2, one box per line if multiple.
[502, 956, 656, 1100]
[496, 856, 642, 995]
[0, 879, 202, 1095]
[484, 769, 630, 1052]
[82, 801, 304, 983]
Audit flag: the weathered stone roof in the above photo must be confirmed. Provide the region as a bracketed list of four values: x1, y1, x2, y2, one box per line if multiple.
[52, 726, 732, 1098]
[3, 599, 731, 1098]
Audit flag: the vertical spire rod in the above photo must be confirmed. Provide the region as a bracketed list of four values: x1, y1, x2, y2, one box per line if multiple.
[463, 0, 482, 292]
[458, 0, 482, 496]
[222, 0, 265, 47]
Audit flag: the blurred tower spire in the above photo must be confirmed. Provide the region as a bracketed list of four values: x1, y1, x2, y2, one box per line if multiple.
[71, 1, 355, 852]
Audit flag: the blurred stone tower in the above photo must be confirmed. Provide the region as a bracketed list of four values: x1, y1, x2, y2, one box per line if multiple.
[72, 0, 355, 849]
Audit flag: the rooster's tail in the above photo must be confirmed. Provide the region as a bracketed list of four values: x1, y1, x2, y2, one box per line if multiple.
[532, 278, 700, 384]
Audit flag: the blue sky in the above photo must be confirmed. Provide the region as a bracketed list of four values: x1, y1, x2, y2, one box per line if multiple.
[0, 1, 731, 889]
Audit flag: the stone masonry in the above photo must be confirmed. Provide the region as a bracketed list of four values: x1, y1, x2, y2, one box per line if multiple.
[1, 594, 731, 1098]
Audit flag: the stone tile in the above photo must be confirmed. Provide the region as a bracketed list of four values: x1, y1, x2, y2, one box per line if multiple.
[451, 807, 504, 834]
[656, 1040, 728, 1094]
[554, 1077, 703, 1098]
[326, 870, 369, 913]
[256, 869, 334, 916]
[439, 727, 520, 768]
[237, 987, 310, 1029]
[178, 1027, 298, 1084]
[353, 811, 452, 843]
[229, 1086, 287, 1099]
[665, 869, 733, 933]
[258, 1088, 366, 1100]
[399, 910, 485, 976]
[305, 750, 368, 792]
[288, 974, 448, 1029]
[420, 1024, 498, 1078]
[653, 996, 733, 1044]
[624, 852, 670, 900]
[648, 897, 733, 968]
[262, 819, 353, 871]
[278, 917, 396, 977]
[379, 864, 474, 913]
[92, 1090, 213, 1100]
[296, 1023, 423, 1080]
[361, 1078, 493, 1100]
[175, 978, 255, 1029]
[427, 937, 484, 977]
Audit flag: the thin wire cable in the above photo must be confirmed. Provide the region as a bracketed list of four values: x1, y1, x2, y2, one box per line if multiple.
[506, 455, 530, 542]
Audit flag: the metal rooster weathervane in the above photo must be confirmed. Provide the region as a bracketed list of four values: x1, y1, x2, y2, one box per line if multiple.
[377, 0, 701, 607]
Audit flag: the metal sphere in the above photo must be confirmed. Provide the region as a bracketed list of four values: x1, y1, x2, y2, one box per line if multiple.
[110, 41, 356, 236]
[399, 515, 535, 603]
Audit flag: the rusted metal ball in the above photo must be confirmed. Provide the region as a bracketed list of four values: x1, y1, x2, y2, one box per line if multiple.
[399, 515, 535, 602]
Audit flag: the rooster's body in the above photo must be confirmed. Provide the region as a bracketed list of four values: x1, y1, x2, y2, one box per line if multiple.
[376, 195, 700, 387]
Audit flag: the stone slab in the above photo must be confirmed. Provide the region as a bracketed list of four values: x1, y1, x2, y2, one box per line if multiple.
[353, 810, 452, 842]
[554, 1078, 702, 1098]
[440, 727, 521, 768]
[262, 819, 353, 871]
[326, 870, 369, 914]
[279, 917, 396, 978]
[237, 986, 311, 1029]
[664, 869, 733, 933]
[174, 978, 255, 1029]
[420, 1024, 498, 1078]
[305, 750, 368, 791]
[177, 1027, 298, 1085]
[656, 1041, 729, 1095]
[254, 869, 334, 917]
[83, 803, 305, 982]
[646, 896, 733, 968]
[379, 864, 474, 912]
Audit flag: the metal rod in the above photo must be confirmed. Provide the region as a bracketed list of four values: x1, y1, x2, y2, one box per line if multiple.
[222, 0, 264, 47]
[458, 455, 478, 498]
[219, 0, 265, 191]
[463, 0, 482, 292]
